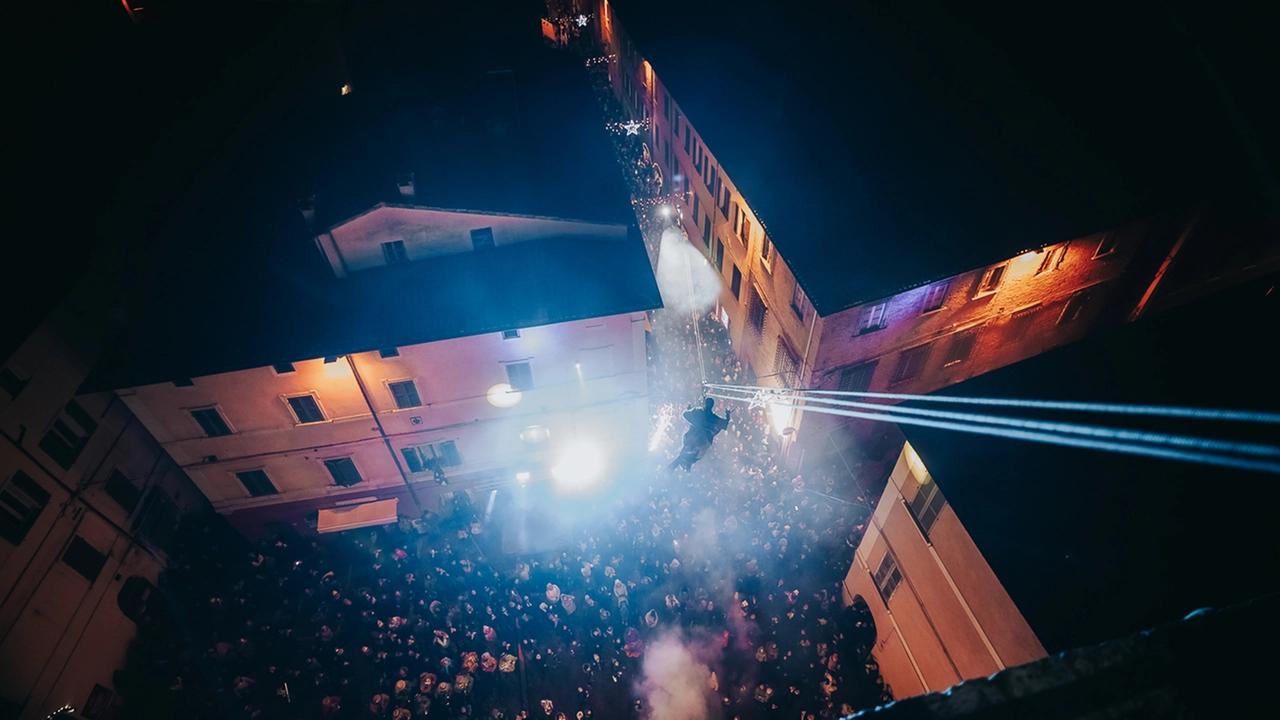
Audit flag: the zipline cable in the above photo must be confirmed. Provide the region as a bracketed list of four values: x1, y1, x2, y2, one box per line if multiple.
[710, 386, 1280, 460]
[705, 389, 1280, 475]
[703, 383, 1280, 425]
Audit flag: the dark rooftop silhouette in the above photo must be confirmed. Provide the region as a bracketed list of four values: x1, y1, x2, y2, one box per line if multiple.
[81, 0, 656, 391]
[900, 270, 1280, 653]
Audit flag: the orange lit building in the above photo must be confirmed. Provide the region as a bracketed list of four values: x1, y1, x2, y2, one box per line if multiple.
[569, 0, 1279, 465]
[841, 442, 1046, 697]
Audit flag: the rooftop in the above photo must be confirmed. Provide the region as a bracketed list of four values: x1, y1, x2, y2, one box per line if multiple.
[81, 0, 657, 391]
[612, 0, 1280, 314]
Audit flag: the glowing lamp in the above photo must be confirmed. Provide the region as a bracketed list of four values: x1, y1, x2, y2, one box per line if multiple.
[520, 425, 550, 443]
[515, 471, 531, 485]
[341, 84, 351, 96]
[769, 402, 793, 436]
[486, 383, 522, 408]
[659, 205, 673, 217]
[552, 440, 605, 492]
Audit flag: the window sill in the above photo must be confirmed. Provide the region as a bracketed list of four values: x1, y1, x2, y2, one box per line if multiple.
[855, 325, 886, 337]
[972, 289, 1000, 299]
[920, 306, 945, 315]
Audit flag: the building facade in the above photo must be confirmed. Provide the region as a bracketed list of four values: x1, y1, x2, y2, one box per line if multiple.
[572, 0, 1280, 466]
[841, 442, 1046, 698]
[1, 301, 206, 720]
[110, 206, 659, 535]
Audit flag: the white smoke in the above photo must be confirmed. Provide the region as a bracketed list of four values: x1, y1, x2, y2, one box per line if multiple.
[637, 632, 719, 720]
[655, 227, 722, 314]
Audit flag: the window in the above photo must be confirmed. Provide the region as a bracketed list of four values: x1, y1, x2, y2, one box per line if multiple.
[0, 365, 28, 398]
[891, 344, 932, 385]
[388, 380, 422, 409]
[693, 192, 700, 221]
[39, 399, 99, 470]
[272, 362, 295, 374]
[1036, 245, 1067, 274]
[921, 282, 949, 313]
[714, 239, 724, 271]
[103, 469, 142, 514]
[172, 378, 194, 387]
[838, 363, 877, 393]
[190, 407, 232, 437]
[506, 362, 534, 392]
[943, 327, 982, 367]
[773, 338, 801, 388]
[746, 286, 767, 339]
[856, 303, 888, 335]
[502, 330, 521, 340]
[323, 458, 363, 487]
[382, 240, 409, 264]
[719, 186, 730, 219]
[287, 395, 326, 424]
[730, 265, 743, 298]
[117, 576, 157, 623]
[0, 471, 50, 545]
[402, 440, 462, 474]
[760, 235, 774, 269]
[235, 470, 278, 497]
[909, 481, 947, 535]
[470, 227, 495, 250]
[379, 347, 400, 358]
[873, 554, 902, 603]
[683, 126, 691, 155]
[1094, 231, 1119, 258]
[63, 535, 108, 583]
[702, 214, 711, 246]
[977, 263, 1007, 294]
[791, 283, 811, 320]
[1058, 290, 1092, 325]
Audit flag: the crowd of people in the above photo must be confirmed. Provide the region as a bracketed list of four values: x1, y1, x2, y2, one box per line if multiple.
[118, 302, 894, 720]
[114, 33, 899, 720]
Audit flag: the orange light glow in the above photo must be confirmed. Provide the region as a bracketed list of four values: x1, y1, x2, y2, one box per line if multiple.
[341, 84, 351, 96]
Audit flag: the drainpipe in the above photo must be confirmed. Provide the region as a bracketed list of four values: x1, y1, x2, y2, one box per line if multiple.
[1128, 211, 1202, 322]
[344, 354, 423, 514]
[902, 497, 1006, 670]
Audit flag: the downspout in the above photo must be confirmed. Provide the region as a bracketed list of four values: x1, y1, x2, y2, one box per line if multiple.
[902, 497, 1006, 670]
[345, 354, 423, 513]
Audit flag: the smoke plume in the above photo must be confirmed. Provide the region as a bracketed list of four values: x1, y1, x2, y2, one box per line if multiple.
[655, 227, 722, 314]
[637, 631, 719, 720]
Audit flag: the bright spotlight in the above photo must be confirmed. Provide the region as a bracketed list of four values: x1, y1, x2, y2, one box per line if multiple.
[659, 205, 673, 217]
[515, 471, 531, 485]
[769, 401, 793, 436]
[552, 440, 605, 492]
[486, 383, 522, 408]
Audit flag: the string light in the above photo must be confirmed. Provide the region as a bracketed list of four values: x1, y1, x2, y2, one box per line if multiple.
[584, 55, 615, 67]
[606, 119, 649, 135]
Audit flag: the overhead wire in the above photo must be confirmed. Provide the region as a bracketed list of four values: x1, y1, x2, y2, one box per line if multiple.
[705, 384, 1280, 425]
[705, 385, 1280, 475]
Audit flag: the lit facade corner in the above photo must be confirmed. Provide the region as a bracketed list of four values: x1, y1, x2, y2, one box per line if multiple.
[841, 443, 1046, 699]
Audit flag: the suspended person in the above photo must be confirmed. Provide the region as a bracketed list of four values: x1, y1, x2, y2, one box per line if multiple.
[669, 398, 730, 471]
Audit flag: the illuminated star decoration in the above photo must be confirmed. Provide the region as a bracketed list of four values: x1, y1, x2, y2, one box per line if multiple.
[747, 390, 770, 411]
[623, 120, 642, 135]
[576, 14, 589, 27]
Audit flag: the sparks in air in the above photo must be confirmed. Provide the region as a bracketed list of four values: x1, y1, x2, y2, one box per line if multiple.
[576, 15, 589, 27]
[623, 120, 642, 135]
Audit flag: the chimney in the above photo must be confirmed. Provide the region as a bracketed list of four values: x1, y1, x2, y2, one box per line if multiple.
[297, 195, 317, 229]
[396, 173, 416, 199]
